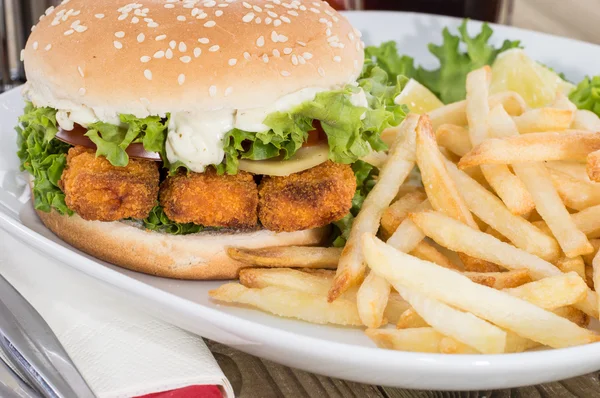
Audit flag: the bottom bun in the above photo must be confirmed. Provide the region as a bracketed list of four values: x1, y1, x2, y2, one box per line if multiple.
[36, 209, 330, 280]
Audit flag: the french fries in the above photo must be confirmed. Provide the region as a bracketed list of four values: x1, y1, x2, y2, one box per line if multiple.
[380, 191, 426, 240]
[362, 235, 600, 348]
[513, 162, 593, 257]
[459, 131, 600, 168]
[502, 272, 588, 310]
[548, 168, 600, 211]
[546, 161, 591, 182]
[428, 91, 526, 131]
[329, 114, 420, 303]
[572, 109, 600, 131]
[357, 272, 392, 328]
[556, 256, 586, 280]
[366, 328, 445, 353]
[436, 124, 471, 157]
[587, 149, 600, 182]
[445, 159, 560, 262]
[513, 108, 574, 133]
[386, 199, 431, 252]
[593, 250, 600, 314]
[464, 270, 531, 289]
[396, 308, 428, 329]
[410, 241, 461, 270]
[209, 284, 363, 326]
[571, 205, 600, 238]
[227, 246, 341, 269]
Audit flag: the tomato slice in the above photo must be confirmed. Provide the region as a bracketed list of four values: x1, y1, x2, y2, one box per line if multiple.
[56, 125, 162, 161]
[305, 122, 327, 147]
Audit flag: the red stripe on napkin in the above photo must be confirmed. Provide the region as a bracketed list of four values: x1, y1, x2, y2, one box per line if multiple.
[135, 385, 222, 398]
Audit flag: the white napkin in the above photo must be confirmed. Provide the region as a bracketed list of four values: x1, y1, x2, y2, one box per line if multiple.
[0, 231, 234, 398]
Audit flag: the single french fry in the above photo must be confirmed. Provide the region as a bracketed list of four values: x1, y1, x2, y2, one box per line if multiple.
[416, 112, 498, 272]
[387, 200, 432, 252]
[428, 91, 526, 131]
[587, 149, 600, 182]
[571, 109, 600, 131]
[210, 283, 363, 326]
[459, 131, 600, 169]
[360, 150, 388, 168]
[513, 162, 593, 257]
[464, 270, 532, 289]
[466, 67, 492, 145]
[571, 205, 600, 238]
[439, 337, 480, 354]
[582, 239, 600, 266]
[363, 235, 600, 348]
[445, 159, 560, 262]
[586, 264, 595, 289]
[396, 285, 507, 354]
[366, 328, 444, 353]
[329, 114, 420, 302]
[513, 108, 574, 134]
[485, 105, 535, 215]
[504, 333, 542, 353]
[553, 306, 590, 328]
[396, 308, 429, 329]
[593, 250, 600, 316]
[228, 246, 341, 269]
[408, 211, 600, 318]
[410, 241, 461, 271]
[549, 168, 600, 211]
[436, 124, 471, 157]
[357, 272, 392, 328]
[555, 256, 586, 280]
[380, 191, 427, 240]
[502, 272, 588, 310]
[546, 161, 591, 182]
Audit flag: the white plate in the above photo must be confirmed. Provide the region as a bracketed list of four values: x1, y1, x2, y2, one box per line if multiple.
[2, 11, 600, 391]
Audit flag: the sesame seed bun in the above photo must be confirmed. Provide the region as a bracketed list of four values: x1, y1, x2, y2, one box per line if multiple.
[23, 0, 364, 118]
[36, 208, 330, 280]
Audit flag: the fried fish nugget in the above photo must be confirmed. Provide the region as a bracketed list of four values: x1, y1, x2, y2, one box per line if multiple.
[160, 168, 258, 229]
[258, 161, 356, 232]
[60, 146, 159, 221]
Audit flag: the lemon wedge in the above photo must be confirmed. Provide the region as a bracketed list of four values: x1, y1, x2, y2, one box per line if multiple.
[395, 79, 444, 114]
[490, 49, 575, 108]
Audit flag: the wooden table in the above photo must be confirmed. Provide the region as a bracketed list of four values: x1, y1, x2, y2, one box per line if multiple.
[207, 1, 600, 396]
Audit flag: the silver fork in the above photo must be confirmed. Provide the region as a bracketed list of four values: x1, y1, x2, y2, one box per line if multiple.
[0, 274, 96, 398]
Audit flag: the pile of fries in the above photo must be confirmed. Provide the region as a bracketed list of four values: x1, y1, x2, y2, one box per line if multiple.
[211, 65, 600, 354]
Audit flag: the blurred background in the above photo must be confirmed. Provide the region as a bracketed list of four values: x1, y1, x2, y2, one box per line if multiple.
[1, 0, 598, 93]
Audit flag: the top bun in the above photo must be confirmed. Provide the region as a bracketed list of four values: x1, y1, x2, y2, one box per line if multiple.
[23, 0, 364, 119]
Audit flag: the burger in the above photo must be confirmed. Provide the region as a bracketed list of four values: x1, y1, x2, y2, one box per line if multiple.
[17, 0, 406, 279]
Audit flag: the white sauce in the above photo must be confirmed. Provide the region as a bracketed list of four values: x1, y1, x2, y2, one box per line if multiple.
[165, 110, 235, 173]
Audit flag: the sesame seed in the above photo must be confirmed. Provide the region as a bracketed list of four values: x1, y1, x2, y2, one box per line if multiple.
[326, 28, 332, 36]
[310, 7, 320, 13]
[274, 19, 282, 27]
[148, 22, 159, 28]
[291, 55, 298, 65]
[281, 70, 291, 77]
[332, 16, 339, 22]
[205, 0, 216, 7]
[273, 0, 281, 4]
[178, 74, 186, 85]
[180, 56, 192, 63]
[75, 25, 87, 33]
[318, 67, 325, 76]
[198, 37, 209, 44]
[45, 44, 52, 51]
[137, 33, 145, 43]
[265, 17, 272, 24]
[271, 31, 279, 42]
[197, 12, 208, 19]
[78, 88, 86, 96]
[20, 50, 24, 62]
[95, 13, 104, 18]
[118, 13, 129, 21]
[298, 55, 306, 64]
[177, 15, 186, 21]
[288, 10, 298, 16]
[242, 2, 251, 9]
[204, 20, 216, 27]
[209, 45, 220, 52]
[348, 32, 355, 41]
[179, 42, 187, 52]
[333, 56, 341, 62]
[262, 54, 269, 63]
[244, 52, 251, 60]
[355, 41, 361, 51]
[299, 5, 306, 10]
[272, 49, 280, 57]
[312, 1, 321, 6]
[64, 29, 74, 36]
[32, 42, 39, 50]
[115, 31, 125, 38]
[114, 41, 123, 49]
[302, 52, 313, 59]
[327, 35, 339, 42]
[71, 20, 80, 28]
[242, 12, 254, 22]
[283, 47, 292, 54]
[216, 10, 223, 16]
[144, 69, 152, 80]
[132, 17, 140, 23]
[265, 4, 274, 8]
[267, 11, 278, 18]
[194, 47, 202, 57]
[154, 50, 165, 58]
[253, 5, 262, 12]
[45, 6, 55, 15]
[166, 49, 174, 59]
[225, 87, 233, 96]
[165, 3, 175, 8]
[257, 36, 265, 47]
[228, 58, 237, 66]
[278, 34, 288, 42]
[218, 3, 228, 7]
[280, 16, 291, 23]
[141, 56, 151, 63]
[354, 60, 359, 69]
[77, 66, 84, 77]
[255, 17, 262, 24]
[209, 85, 217, 97]
[354, 28, 362, 38]
[170, 40, 177, 49]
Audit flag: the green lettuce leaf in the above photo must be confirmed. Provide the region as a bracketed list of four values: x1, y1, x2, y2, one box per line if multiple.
[16, 102, 72, 215]
[331, 160, 378, 247]
[569, 76, 600, 117]
[365, 20, 521, 104]
[85, 115, 168, 167]
[142, 205, 204, 235]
